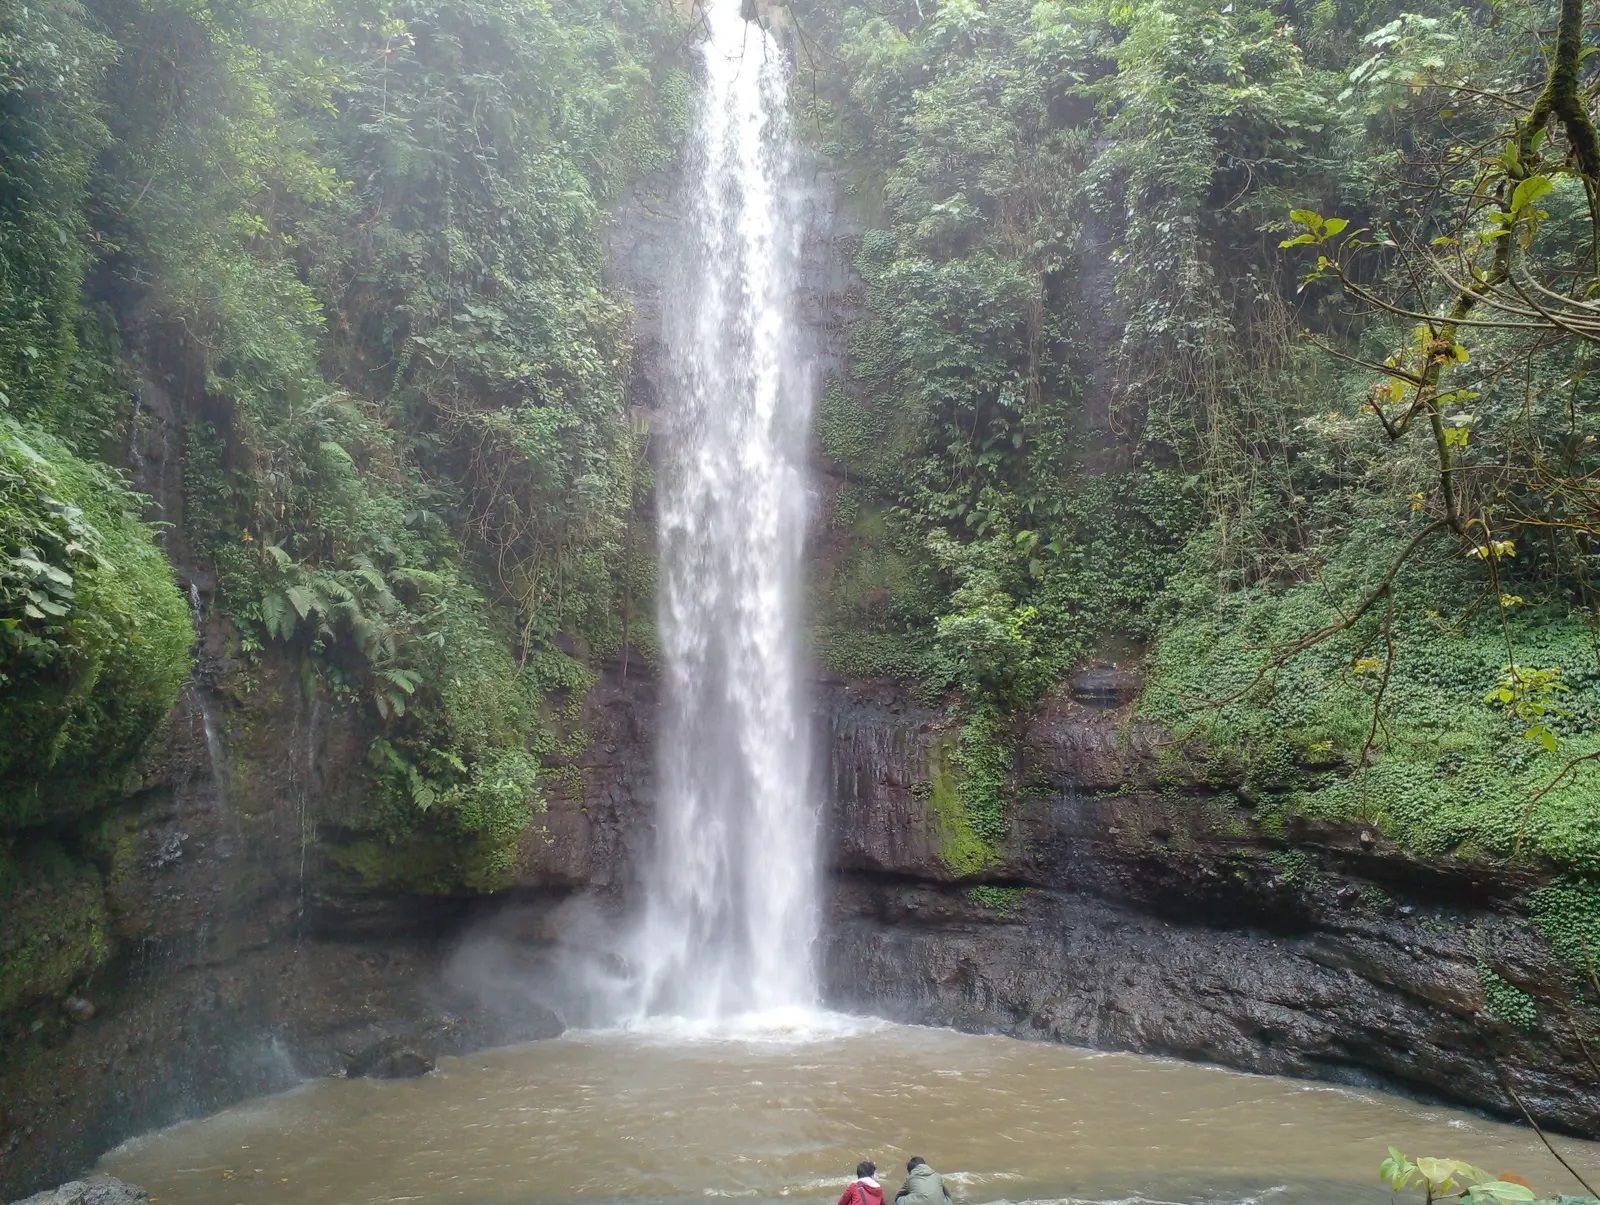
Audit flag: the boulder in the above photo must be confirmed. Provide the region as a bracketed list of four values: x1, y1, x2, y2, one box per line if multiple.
[343, 1035, 434, 1079]
[10, 1177, 148, 1205]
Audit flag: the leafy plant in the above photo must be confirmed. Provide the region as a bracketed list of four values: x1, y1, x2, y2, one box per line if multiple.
[1483, 666, 1569, 753]
[0, 419, 191, 827]
[1380, 1148, 1558, 1203]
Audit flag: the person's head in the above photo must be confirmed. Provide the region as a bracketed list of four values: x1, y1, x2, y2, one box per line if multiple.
[856, 1161, 876, 1180]
[907, 1157, 927, 1173]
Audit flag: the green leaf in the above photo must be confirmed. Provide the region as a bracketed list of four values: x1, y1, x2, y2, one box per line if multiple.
[383, 668, 420, 694]
[1467, 1183, 1537, 1203]
[1322, 217, 1349, 237]
[1289, 208, 1322, 227]
[284, 584, 318, 619]
[1381, 1148, 1418, 1191]
[1527, 724, 1559, 752]
[1510, 174, 1553, 214]
[1416, 1158, 1488, 1192]
[1278, 232, 1316, 248]
[261, 591, 294, 641]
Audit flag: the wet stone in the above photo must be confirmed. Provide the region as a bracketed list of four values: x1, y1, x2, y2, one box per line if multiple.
[1066, 662, 1142, 707]
[343, 1036, 435, 1079]
[10, 1177, 148, 1205]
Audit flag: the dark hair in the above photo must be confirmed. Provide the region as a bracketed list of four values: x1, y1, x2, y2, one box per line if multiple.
[907, 1157, 927, 1172]
[856, 1161, 876, 1179]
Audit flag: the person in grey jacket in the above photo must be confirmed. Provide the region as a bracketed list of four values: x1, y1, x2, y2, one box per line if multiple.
[894, 1156, 951, 1203]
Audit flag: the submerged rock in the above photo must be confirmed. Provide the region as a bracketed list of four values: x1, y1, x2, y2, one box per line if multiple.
[343, 1036, 435, 1079]
[10, 1177, 148, 1205]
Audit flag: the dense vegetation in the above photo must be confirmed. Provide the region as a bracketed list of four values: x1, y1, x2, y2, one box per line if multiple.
[1, 0, 691, 1017]
[788, 0, 1600, 955]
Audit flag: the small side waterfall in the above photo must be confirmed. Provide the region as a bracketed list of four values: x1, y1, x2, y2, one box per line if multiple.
[187, 584, 233, 822]
[625, 0, 819, 1021]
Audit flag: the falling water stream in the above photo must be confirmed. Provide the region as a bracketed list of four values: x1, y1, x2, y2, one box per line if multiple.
[625, 0, 819, 1021]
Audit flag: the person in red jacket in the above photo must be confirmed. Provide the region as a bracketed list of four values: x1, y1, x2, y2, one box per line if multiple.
[836, 1160, 885, 1205]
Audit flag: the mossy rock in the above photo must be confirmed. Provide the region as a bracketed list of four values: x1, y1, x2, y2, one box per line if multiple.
[968, 884, 1025, 914]
[925, 730, 1001, 877]
[0, 839, 108, 1017]
[329, 828, 524, 896]
[1476, 962, 1538, 1031]
[1530, 876, 1600, 972]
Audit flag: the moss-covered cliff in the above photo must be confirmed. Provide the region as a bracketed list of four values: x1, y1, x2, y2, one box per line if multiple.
[792, 0, 1600, 997]
[1, 0, 692, 988]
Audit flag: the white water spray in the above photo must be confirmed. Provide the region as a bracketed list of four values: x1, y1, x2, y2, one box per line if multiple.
[625, 0, 819, 1022]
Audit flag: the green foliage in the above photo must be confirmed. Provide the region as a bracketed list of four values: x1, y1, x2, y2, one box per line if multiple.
[1530, 877, 1600, 973]
[816, 382, 885, 470]
[0, 0, 690, 888]
[798, 0, 1324, 727]
[1267, 849, 1318, 889]
[794, 0, 1600, 838]
[339, 573, 591, 893]
[951, 705, 1011, 849]
[0, 419, 191, 827]
[929, 533, 1050, 709]
[1483, 664, 1569, 754]
[0, 0, 113, 425]
[1475, 963, 1537, 1031]
[290, 0, 683, 645]
[798, 0, 1213, 713]
[1142, 526, 1600, 876]
[968, 884, 1025, 914]
[1378, 1148, 1578, 1204]
[813, 625, 937, 687]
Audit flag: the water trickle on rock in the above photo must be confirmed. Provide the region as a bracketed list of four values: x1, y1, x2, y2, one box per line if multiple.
[624, 0, 819, 1022]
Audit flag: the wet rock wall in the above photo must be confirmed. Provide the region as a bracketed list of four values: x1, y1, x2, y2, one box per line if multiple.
[817, 678, 1600, 1139]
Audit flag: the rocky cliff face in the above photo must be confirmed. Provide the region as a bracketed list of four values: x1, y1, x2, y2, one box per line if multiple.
[818, 675, 1600, 1139]
[0, 637, 651, 1198]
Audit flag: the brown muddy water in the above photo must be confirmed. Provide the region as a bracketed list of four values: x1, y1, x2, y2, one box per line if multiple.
[100, 1016, 1599, 1204]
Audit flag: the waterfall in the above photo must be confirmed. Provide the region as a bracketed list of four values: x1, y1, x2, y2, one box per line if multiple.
[626, 0, 819, 1022]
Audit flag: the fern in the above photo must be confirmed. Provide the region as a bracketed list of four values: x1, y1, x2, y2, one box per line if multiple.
[260, 590, 295, 641]
[284, 583, 318, 620]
